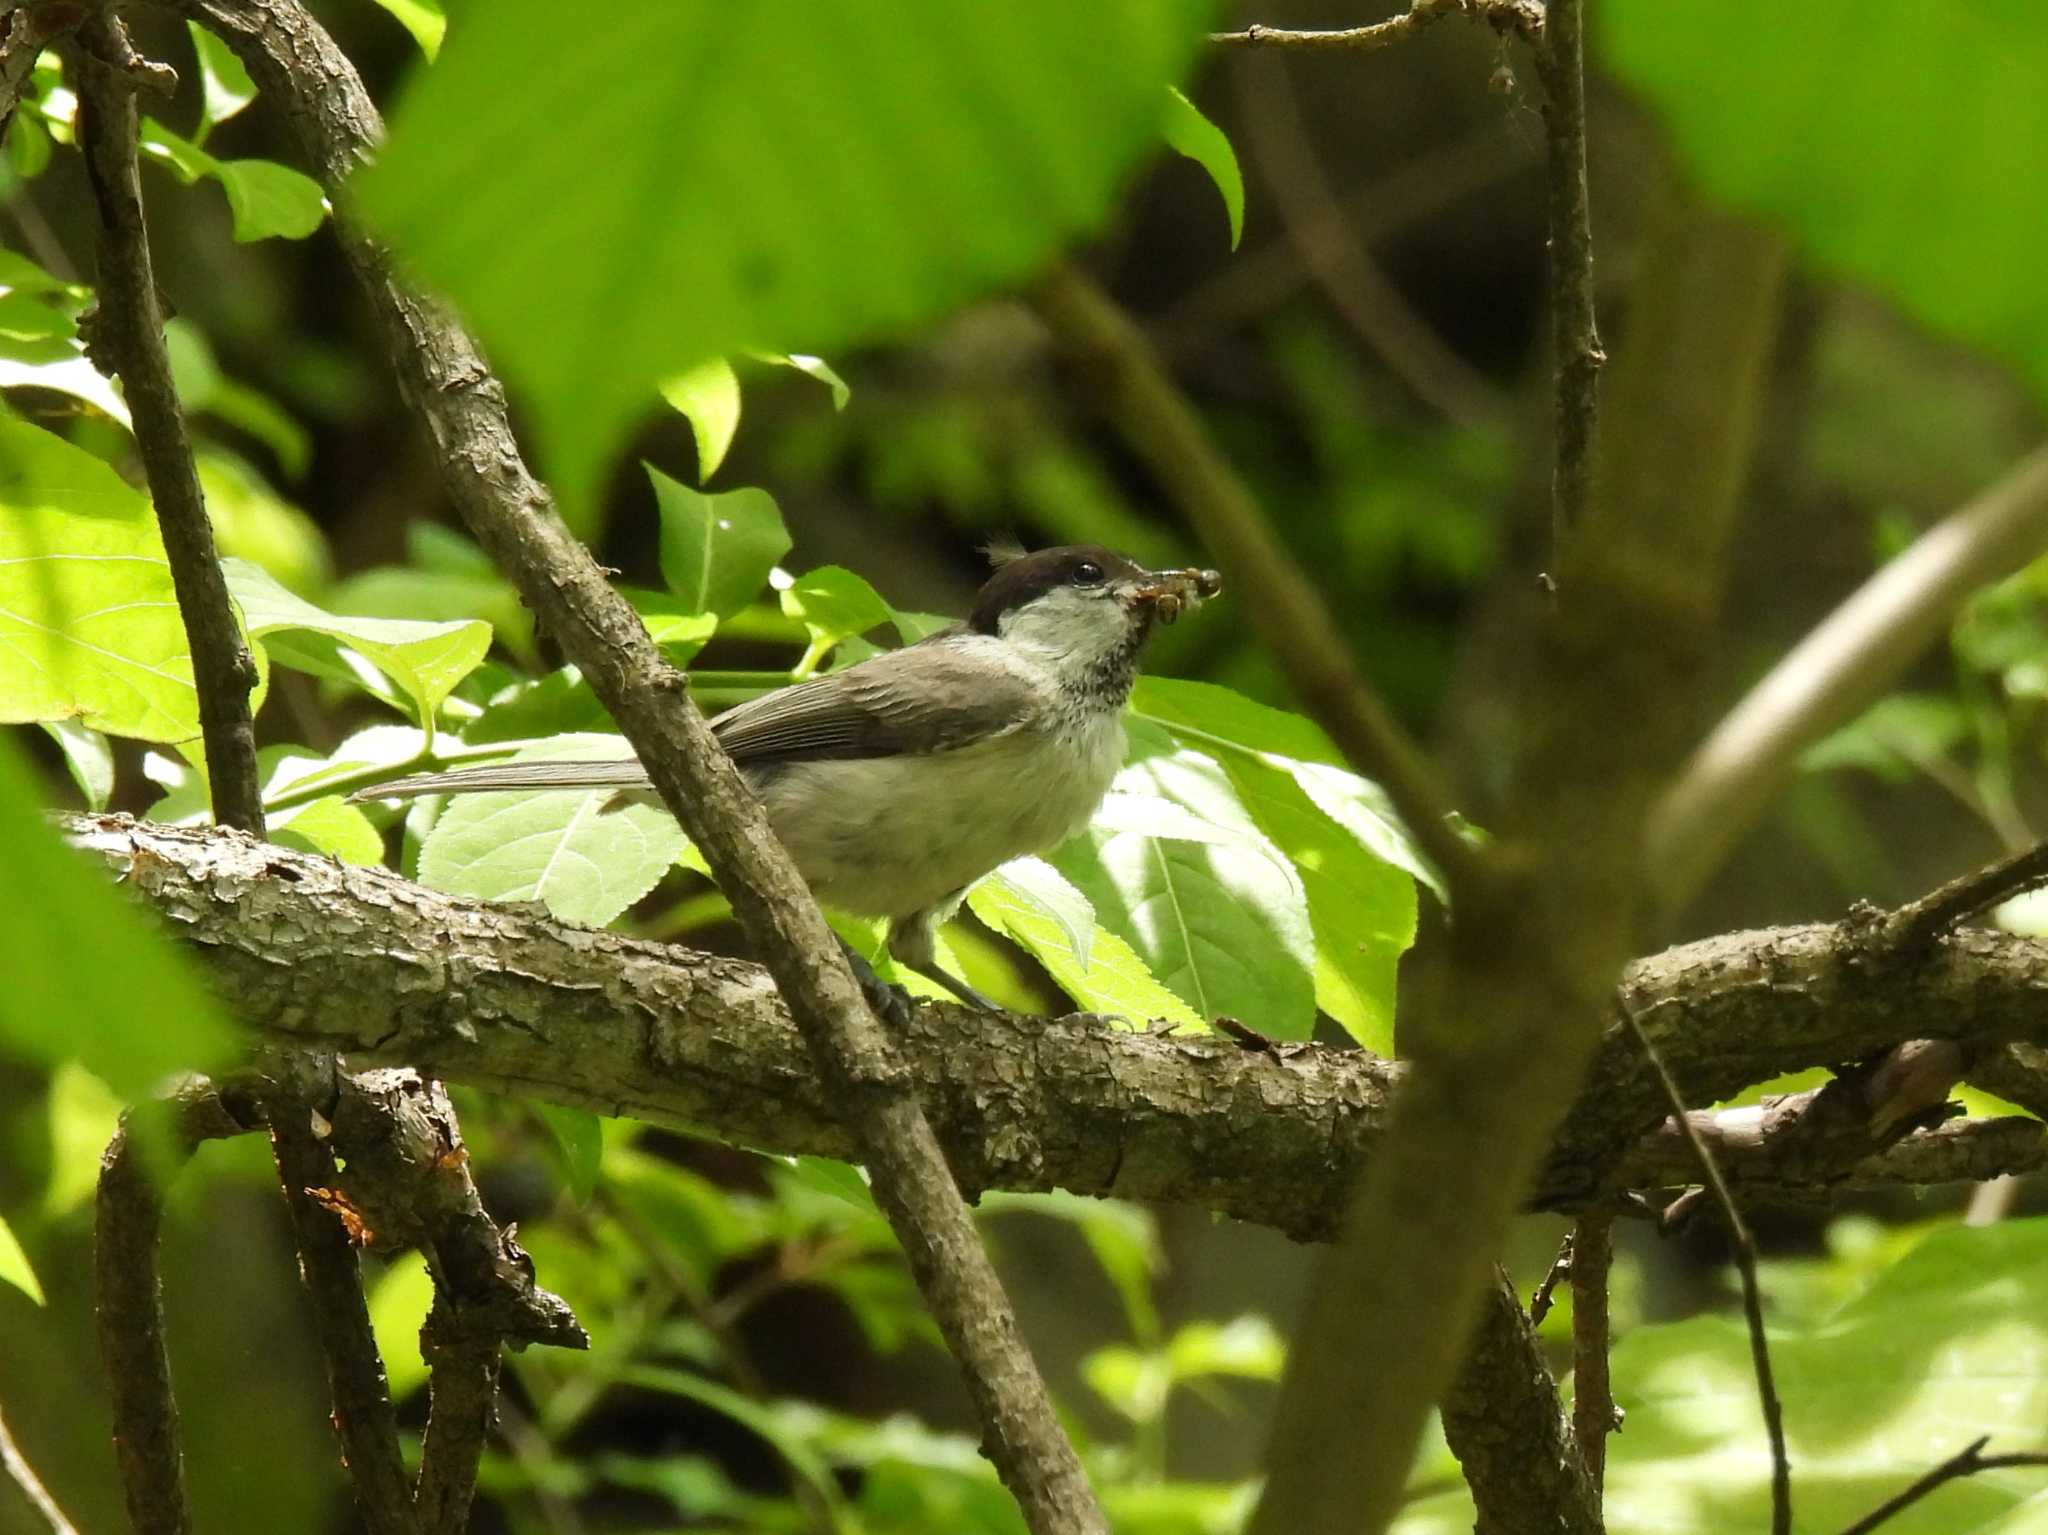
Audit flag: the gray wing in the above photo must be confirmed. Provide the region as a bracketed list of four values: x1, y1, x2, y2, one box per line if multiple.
[713, 638, 1039, 765]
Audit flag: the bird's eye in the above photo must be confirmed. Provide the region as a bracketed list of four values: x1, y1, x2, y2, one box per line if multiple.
[1070, 561, 1105, 587]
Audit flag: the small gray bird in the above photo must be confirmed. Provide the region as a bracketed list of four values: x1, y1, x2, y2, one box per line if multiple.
[355, 545, 1221, 1020]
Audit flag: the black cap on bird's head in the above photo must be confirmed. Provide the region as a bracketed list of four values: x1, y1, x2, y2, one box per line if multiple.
[969, 543, 1222, 636]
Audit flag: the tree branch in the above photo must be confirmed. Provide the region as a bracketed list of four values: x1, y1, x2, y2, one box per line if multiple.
[0, 1, 77, 138]
[1834, 1435, 2048, 1535]
[1650, 444, 2048, 909]
[0, 1399, 79, 1535]
[168, 6, 1101, 1527]
[1439, 1270, 1601, 1535]
[67, 814, 2048, 1230]
[1210, 0, 1539, 51]
[1028, 261, 1485, 899]
[1529, 0, 1603, 549]
[1568, 1209, 1616, 1499]
[95, 1120, 194, 1535]
[73, 13, 262, 834]
[263, 1086, 421, 1535]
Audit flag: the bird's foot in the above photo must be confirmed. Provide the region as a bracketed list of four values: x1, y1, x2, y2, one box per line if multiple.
[838, 940, 918, 1029]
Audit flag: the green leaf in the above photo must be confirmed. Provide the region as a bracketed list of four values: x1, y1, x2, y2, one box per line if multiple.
[1801, 692, 1968, 783]
[0, 735, 233, 1101]
[650, 468, 791, 619]
[0, 413, 199, 741]
[1600, 1, 2048, 417]
[41, 719, 114, 810]
[224, 558, 492, 733]
[970, 861, 1203, 1029]
[6, 110, 50, 178]
[537, 1102, 604, 1203]
[139, 118, 327, 241]
[1162, 85, 1243, 249]
[986, 855, 1094, 967]
[659, 357, 742, 482]
[45, 1061, 125, 1216]
[416, 733, 686, 926]
[368, 0, 446, 59]
[169, 325, 315, 480]
[269, 794, 384, 864]
[463, 666, 613, 744]
[213, 157, 329, 242]
[0, 1212, 44, 1306]
[1053, 722, 1317, 1036]
[779, 565, 903, 666]
[354, 0, 1210, 517]
[197, 452, 328, 592]
[188, 21, 257, 136]
[767, 352, 851, 410]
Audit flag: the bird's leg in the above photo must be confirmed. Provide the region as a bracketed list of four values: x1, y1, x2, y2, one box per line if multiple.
[886, 901, 1002, 1015]
[836, 937, 917, 1029]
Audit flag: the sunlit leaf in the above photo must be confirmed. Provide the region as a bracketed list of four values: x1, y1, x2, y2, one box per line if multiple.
[659, 357, 742, 482]
[188, 21, 257, 135]
[0, 413, 197, 740]
[651, 468, 790, 619]
[367, 0, 446, 58]
[1162, 85, 1243, 249]
[0, 1212, 44, 1306]
[268, 794, 383, 864]
[355, 0, 1210, 517]
[366, 1250, 434, 1400]
[225, 558, 492, 733]
[1054, 722, 1316, 1036]
[45, 1061, 124, 1216]
[768, 352, 851, 410]
[140, 118, 327, 241]
[416, 733, 684, 926]
[41, 719, 114, 810]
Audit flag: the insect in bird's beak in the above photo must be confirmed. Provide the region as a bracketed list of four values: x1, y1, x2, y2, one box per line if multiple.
[1131, 567, 1224, 624]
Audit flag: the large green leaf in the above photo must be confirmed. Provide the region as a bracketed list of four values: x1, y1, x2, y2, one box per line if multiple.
[0, 413, 198, 741]
[651, 468, 790, 619]
[354, 0, 1211, 517]
[1053, 722, 1316, 1036]
[224, 558, 491, 733]
[969, 858, 1202, 1030]
[1399, 1219, 2048, 1534]
[1128, 678, 1424, 1051]
[416, 733, 686, 926]
[0, 736, 232, 1101]
[1601, 1, 2048, 412]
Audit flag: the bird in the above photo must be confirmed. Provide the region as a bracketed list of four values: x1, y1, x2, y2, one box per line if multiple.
[354, 544, 1221, 1021]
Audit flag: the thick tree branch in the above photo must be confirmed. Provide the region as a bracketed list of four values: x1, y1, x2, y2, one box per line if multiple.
[95, 1121, 194, 1535]
[1651, 445, 2048, 909]
[68, 815, 2048, 1230]
[1028, 262, 1484, 899]
[74, 14, 262, 833]
[1440, 1271, 1600, 1535]
[166, 6, 1100, 1528]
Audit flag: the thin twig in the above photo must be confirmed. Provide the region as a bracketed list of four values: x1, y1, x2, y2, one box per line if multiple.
[1568, 1209, 1616, 1497]
[1880, 836, 2048, 950]
[1211, 0, 1539, 51]
[1650, 445, 2048, 910]
[1835, 1435, 2048, 1535]
[175, 7, 1105, 1530]
[1621, 1010, 1790, 1535]
[1528, 1230, 1573, 1326]
[1029, 262, 1487, 900]
[74, 14, 263, 834]
[264, 1094, 421, 1535]
[1528, 0, 1604, 551]
[1, 2, 77, 140]
[95, 1120, 194, 1535]
[0, 1400, 80, 1535]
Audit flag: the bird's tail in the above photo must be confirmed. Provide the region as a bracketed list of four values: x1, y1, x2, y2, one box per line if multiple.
[348, 758, 653, 803]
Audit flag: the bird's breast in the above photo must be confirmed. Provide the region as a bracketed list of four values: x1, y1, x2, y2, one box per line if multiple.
[751, 709, 1126, 919]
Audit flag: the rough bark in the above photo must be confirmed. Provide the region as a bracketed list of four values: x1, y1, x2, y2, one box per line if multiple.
[68, 815, 2048, 1235]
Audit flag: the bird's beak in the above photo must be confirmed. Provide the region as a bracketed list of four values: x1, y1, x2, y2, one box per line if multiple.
[1129, 567, 1224, 625]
